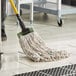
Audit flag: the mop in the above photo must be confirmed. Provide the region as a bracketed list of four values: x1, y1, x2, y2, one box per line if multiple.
[9, 0, 69, 62]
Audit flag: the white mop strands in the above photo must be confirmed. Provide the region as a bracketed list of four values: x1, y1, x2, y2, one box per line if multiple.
[19, 32, 70, 62]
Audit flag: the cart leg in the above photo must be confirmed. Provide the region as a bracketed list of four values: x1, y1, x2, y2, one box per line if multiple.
[43, 4, 48, 19]
[57, 0, 62, 26]
[30, 2, 33, 25]
[15, 0, 20, 25]
[42, 1, 48, 16]
[20, 9, 22, 16]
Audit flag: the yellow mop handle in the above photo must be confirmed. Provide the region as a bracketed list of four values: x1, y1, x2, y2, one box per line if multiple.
[9, 0, 18, 14]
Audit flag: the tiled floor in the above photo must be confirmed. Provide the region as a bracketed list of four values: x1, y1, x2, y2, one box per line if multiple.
[0, 13, 76, 76]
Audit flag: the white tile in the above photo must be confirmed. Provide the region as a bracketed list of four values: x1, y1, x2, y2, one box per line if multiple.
[1, 14, 76, 75]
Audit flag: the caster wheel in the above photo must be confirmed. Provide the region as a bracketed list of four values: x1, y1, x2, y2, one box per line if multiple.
[57, 19, 62, 27]
[20, 9, 22, 16]
[44, 13, 47, 15]
[43, 13, 48, 20]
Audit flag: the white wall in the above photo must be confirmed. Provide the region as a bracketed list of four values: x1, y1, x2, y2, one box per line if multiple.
[47, 0, 56, 3]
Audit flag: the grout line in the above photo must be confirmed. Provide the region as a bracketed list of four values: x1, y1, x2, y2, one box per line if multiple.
[18, 51, 25, 55]
[68, 44, 76, 48]
[18, 61, 34, 68]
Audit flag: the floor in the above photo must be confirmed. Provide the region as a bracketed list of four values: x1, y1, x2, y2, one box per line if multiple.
[0, 13, 76, 76]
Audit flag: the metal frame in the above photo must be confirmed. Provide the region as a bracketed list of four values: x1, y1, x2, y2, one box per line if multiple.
[20, 0, 76, 26]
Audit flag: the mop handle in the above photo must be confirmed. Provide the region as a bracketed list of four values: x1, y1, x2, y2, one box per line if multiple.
[9, 0, 18, 14]
[9, 0, 27, 32]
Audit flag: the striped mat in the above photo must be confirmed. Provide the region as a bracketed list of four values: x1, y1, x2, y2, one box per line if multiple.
[14, 64, 76, 76]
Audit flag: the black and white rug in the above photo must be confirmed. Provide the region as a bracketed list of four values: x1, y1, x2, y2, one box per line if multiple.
[14, 64, 76, 76]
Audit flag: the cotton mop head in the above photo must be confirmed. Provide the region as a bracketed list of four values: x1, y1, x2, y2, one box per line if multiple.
[19, 32, 69, 62]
